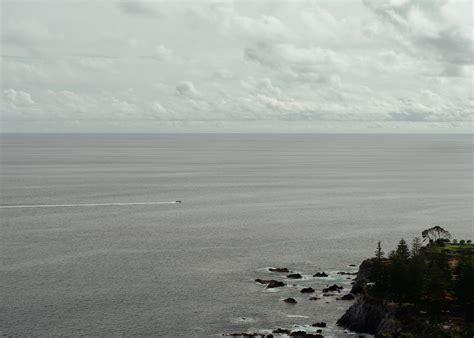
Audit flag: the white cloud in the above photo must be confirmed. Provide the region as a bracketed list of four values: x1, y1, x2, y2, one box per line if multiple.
[230, 15, 290, 42]
[116, 1, 161, 16]
[245, 43, 347, 84]
[363, 0, 473, 75]
[176, 81, 200, 97]
[1, 1, 472, 132]
[3, 89, 35, 106]
[154, 45, 173, 61]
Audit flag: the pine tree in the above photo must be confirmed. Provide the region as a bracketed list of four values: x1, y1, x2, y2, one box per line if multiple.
[407, 249, 425, 303]
[411, 237, 422, 258]
[375, 241, 385, 259]
[388, 254, 408, 301]
[387, 239, 412, 300]
[371, 241, 387, 293]
[396, 238, 410, 261]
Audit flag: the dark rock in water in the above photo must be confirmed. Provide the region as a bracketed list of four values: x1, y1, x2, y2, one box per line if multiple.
[337, 294, 399, 335]
[311, 322, 327, 328]
[267, 280, 285, 288]
[316, 329, 322, 333]
[287, 273, 303, 279]
[309, 296, 320, 300]
[313, 272, 328, 277]
[283, 297, 297, 304]
[300, 287, 315, 293]
[273, 328, 291, 334]
[255, 279, 285, 288]
[348, 264, 357, 267]
[267, 335, 274, 338]
[337, 271, 357, 275]
[269, 267, 290, 273]
[322, 284, 343, 293]
[323, 293, 336, 297]
[337, 293, 355, 300]
[255, 278, 269, 284]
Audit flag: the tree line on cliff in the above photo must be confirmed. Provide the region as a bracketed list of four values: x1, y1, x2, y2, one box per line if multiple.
[368, 226, 473, 335]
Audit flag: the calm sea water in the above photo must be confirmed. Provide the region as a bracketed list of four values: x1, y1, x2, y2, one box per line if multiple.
[1, 134, 472, 336]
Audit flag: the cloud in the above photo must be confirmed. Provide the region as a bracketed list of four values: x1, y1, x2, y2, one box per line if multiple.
[117, 1, 161, 16]
[230, 15, 290, 42]
[389, 109, 432, 122]
[77, 56, 115, 71]
[3, 89, 35, 106]
[150, 101, 167, 114]
[387, 89, 472, 122]
[3, 21, 59, 46]
[257, 78, 281, 96]
[245, 43, 346, 83]
[154, 45, 173, 61]
[176, 81, 200, 97]
[2, 1, 473, 132]
[363, 0, 473, 75]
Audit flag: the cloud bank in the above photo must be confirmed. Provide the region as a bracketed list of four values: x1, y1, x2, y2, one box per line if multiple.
[1, 0, 472, 132]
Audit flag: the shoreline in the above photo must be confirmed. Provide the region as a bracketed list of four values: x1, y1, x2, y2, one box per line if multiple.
[225, 229, 473, 337]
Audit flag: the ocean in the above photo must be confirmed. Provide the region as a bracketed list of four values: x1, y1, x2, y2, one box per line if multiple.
[1, 133, 472, 336]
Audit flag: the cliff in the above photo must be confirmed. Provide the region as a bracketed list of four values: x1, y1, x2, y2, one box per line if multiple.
[337, 259, 401, 335]
[337, 294, 399, 335]
[349, 258, 374, 294]
[337, 241, 474, 336]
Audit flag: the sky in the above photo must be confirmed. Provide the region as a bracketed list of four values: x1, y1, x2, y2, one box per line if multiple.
[1, 0, 473, 133]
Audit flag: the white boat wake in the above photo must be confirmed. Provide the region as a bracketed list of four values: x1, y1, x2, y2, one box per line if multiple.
[0, 201, 181, 209]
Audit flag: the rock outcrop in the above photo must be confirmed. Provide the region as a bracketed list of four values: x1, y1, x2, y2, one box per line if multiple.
[283, 297, 297, 304]
[337, 294, 399, 335]
[337, 293, 355, 300]
[272, 328, 291, 334]
[322, 284, 343, 293]
[349, 258, 374, 294]
[269, 267, 290, 273]
[337, 258, 400, 335]
[255, 279, 286, 288]
[337, 271, 357, 275]
[313, 272, 328, 277]
[300, 287, 315, 293]
[311, 322, 326, 328]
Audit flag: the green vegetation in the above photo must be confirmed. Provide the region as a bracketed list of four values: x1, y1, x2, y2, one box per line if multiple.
[368, 226, 474, 336]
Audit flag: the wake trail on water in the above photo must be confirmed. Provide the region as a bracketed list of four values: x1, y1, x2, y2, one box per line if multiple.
[0, 201, 181, 209]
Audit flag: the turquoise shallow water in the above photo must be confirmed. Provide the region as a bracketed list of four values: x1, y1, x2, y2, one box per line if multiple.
[1, 133, 472, 336]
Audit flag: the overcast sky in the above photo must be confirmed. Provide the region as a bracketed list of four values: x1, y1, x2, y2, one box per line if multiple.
[1, 0, 473, 132]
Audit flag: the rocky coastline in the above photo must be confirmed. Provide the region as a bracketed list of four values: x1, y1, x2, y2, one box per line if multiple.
[337, 259, 398, 335]
[225, 265, 359, 337]
[337, 230, 474, 337]
[225, 228, 473, 337]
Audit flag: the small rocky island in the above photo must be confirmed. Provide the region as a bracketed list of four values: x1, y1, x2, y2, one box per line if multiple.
[225, 226, 473, 337]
